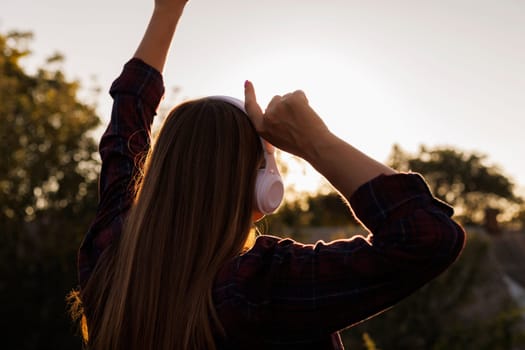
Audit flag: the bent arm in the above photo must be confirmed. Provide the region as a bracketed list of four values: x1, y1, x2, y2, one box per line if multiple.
[242, 80, 465, 345]
[78, 60, 164, 288]
[216, 173, 466, 345]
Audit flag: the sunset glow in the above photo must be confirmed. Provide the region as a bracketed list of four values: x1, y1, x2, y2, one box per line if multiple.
[3, 0, 524, 194]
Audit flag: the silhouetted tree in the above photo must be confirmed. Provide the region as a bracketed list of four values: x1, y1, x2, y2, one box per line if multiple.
[387, 144, 522, 224]
[0, 30, 100, 349]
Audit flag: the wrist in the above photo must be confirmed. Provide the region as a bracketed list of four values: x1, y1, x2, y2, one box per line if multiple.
[152, 9, 184, 21]
[302, 130, 338, 166]
[153, 1, 188, 15]
[153, 3, 186, 19]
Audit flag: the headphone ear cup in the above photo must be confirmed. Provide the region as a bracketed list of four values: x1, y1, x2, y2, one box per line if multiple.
[255, 169, 284, 214]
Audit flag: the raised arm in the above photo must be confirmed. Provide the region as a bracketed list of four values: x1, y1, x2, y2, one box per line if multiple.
[234, 83, 465, 346]
[134, 0, 188, 72]
[78, 0, 189, 287]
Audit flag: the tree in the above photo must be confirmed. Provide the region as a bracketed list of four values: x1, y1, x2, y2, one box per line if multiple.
[0, 31, 101, 349]
[387, 144, 522, 224]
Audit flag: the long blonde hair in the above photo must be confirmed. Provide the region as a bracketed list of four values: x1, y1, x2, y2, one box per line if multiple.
[78, 99, 263, 349]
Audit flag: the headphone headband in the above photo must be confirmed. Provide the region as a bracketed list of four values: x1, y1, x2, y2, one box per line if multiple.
[207, 95, 247, 113]
[207, 96, 275, 154]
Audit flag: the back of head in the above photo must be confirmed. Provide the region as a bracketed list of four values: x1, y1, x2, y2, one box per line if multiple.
[144, 97, 263, 244]
[84, 98, 263, 350]
[138, 97, 263, 266]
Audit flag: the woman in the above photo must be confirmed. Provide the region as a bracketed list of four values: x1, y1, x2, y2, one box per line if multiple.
[71, 0, 466, 349]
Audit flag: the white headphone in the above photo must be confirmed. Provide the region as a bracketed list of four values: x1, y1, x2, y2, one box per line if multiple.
[207, 95, 284, 214]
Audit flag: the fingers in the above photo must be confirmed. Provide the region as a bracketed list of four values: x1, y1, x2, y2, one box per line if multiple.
[244, 80, 264, 130]
[293, 90, 308, 103]
[266, 95, 283, 114]
[281, 90, 308, 104]
[244, 82, 311, 144]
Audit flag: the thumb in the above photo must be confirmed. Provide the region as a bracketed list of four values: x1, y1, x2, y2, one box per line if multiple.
[244, 80, 264, 131]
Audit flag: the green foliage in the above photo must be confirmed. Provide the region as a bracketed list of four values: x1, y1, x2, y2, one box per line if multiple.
[388, 144, 522, 224]
[0, 30, 100, 349]
[341, 233, 525, 349]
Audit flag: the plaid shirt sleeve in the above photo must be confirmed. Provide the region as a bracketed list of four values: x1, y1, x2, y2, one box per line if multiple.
[77, 58, 164, 288]
[213, 173, 466, 348]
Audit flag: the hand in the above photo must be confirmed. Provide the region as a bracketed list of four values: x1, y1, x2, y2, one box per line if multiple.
[244, 81, 332, 160]
[245, 80, 396, 196]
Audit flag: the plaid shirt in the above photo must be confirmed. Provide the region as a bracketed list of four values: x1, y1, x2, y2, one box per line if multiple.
[78, 58, 466, 349]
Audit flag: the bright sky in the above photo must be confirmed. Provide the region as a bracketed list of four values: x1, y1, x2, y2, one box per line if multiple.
[2, 0, 525, 195]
